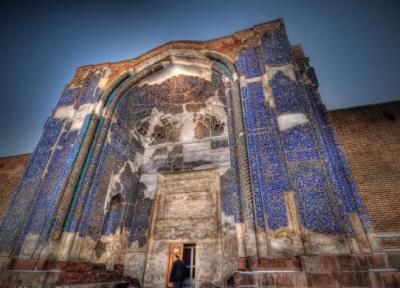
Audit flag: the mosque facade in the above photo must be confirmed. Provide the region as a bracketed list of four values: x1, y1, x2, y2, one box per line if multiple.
[0, 19, 399, 287]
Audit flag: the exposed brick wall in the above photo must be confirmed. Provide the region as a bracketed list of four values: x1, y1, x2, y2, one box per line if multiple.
[0, 154, 30, 216]
[331, 101, 400, 234]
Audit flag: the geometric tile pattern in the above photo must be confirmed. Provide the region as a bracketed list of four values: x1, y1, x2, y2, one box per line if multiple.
[240, 79, 290, 230]
[261, 25, 293, 65]
[220, 168, 236, 217]
[56, 87, 80, 107]
[269, 70, 345, 234]
[236, 47, 263, 79]
[0, 117, 64, 252]
[78, 72, 102, 105]
[304, 84, 371, 231]
[102, 205, 123, 235]
[0, 72, 101, 252]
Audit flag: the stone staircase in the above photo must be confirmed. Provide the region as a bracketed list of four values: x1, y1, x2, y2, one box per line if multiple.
[231, 253, 400, 287]
[0, 260, 140, 287]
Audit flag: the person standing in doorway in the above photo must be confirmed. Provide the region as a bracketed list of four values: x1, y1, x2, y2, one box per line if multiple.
[170, 254, 186, 288]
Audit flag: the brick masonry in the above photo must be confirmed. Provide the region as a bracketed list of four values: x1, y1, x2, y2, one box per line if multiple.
[331, 101, 400, 249]
[0, 154, 30, 217]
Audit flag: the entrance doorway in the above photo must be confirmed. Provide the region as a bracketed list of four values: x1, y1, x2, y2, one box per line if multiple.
[182, 244, 195, 287]
[144, 170, 221, 287]
[166, 243, 196, 288]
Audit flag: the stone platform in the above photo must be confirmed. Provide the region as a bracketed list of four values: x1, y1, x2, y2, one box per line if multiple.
[0, 260, 139, 288]
[231, 253, 400, 287]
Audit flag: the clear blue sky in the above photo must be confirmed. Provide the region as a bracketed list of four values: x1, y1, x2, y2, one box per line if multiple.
[1, 0, 399, 156]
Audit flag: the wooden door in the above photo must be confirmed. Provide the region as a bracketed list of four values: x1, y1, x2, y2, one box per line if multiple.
[166, 243, 184, 287]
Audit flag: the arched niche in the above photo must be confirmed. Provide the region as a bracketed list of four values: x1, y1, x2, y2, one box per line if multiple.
[57, 51, 248, 285]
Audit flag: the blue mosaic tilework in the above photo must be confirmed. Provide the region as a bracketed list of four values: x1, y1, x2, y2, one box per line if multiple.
[0, 117, 64, 252]
[318, 127, 359, 234]
[21, 68, 236, 250]
[282, 124, 317, 151]
[109, 123, 137, 159]
[78, 145, 118, 237]
[286, 149, 320, 162]
[291, 163, 326, 190]
[296, 188, 342, 234]
[68, 84, 151, 239]
[128, 193, 152, 247]
[24, 118, 64, 182]
[220, 169, 236, 217]
[66, 117, 105, 233]
[281, 124, 320, 162]
[272, 72, 347, 234]
[235, 47, 263, 79]
[240, 80, 290, 230]
[261, 26, 293, 65]
[102, 206, 123, 235]
[73, 70, 235, 247]
[300, 82, 371, 232]
[211, 139, 229, 150]
[23, 113, 94, 241]
[288, 161, 341, 234]
[24, 143, 71, 235]
[56, 87, 80, 107]
[269, 72, 305, 114]
[79, 72, 102, 105]
[242, 83, 272, 131]
[78, 128, 139, 238]
[24, 118, 85, 239]
[224, 86, 242, 223]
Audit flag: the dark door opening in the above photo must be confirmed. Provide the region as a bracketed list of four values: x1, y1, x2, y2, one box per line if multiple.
[182, 244, 196, 288]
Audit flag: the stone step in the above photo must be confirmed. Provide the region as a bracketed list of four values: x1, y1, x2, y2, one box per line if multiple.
[241, 253, 394, 273]
[0, 269, 127, 287]
[232, 270, 308, 287]
[247, 257, 302, 271]
[301, 253, 392, 273]
[231, 269, 400, 287]
[231, 254, 400, 287]
[66, 281, 133, 288]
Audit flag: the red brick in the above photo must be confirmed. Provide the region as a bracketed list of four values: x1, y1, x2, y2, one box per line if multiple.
[233, 272, 255, 285]
[65, 272, 84, 284]
[0, 154, 30, 217]
[258, 272, 275, 286]
[331, 102, 400, 235]
[248, 257, 259, 270]
[8, 259, 38, 270]
[336, 255, 356, 271]
[114, 263, 124, 274]
[274, 273, 294, 287]
[258, 257, 301, 271]
[366, 254, 389, 269]
[237, 257, 248, 271]
[333, 272, 357, 287]
[354, 271, 371, 287]
[352, 255, 369, 271]
[388, 251, 400, 269]
[308, 273, 334, 287]
[373, 271, 400, 287]
[319, 256, 338, 272]
[64, 262, 93, 272]
[302, 256, 323, 273]
[293, 272, 308, 287]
